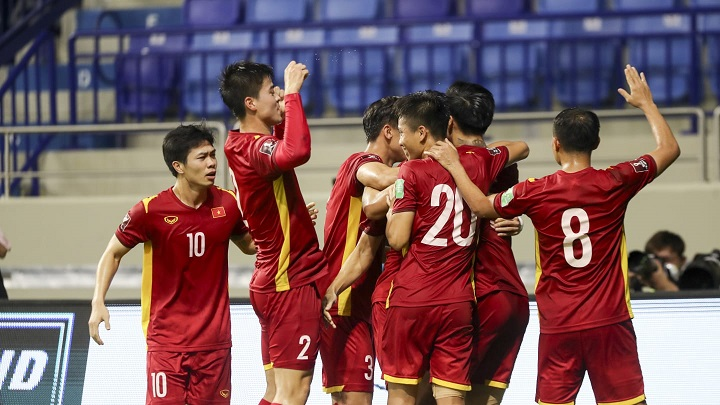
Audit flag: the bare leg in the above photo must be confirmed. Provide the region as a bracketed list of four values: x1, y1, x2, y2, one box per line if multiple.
[388, 382, 419, 405]
[272, 367, 313, 405]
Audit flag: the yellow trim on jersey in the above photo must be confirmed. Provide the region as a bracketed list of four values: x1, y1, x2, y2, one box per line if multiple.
[216, 185, 237, 199]
[534, 229, 542, 292]
[385, 280, 393, 309]
[430, 377, 472, 392]
[322, 385, 345, 394]
[141, 195, 158, 213]
[263, 362, 274, 371]
[620, 231, 634, 319]
[337, 196, 363, 316]
[538, 401, 574, 405]
[141, 241, 153, 339]
[273, 176, 291, 292]
[485, 379, 509, 389]
[383, 375, 422, 385]
[598, 394, 645, 405]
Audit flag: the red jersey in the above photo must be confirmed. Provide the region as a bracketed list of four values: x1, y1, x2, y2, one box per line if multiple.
[493, 155, 658, 334]
[224, 94, 327, 293]
[474, 163, 527, 299]
[390, 146, 509, 307]
[372, 248, 402, 307]
[322, 152, 385, 321]
[115, 186, 247, 352]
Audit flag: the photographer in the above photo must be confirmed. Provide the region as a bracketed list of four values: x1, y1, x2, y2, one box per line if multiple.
[628, 250, 679, 292]
[645, 230, 686, 280]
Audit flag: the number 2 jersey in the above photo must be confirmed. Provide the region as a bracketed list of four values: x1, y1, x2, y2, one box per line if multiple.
[390, 146, 510, 307]
[493, 155, 657, 334]
[115, 186, 248, 352]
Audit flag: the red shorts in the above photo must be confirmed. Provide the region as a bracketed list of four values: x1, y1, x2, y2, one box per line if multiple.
[146, 349, 231, 404]
[536, 320, 645, 405]
[250, 283, 321, 371]
[320, 315, 375, 393]
[471, 292, 529, 388]
[382, 302, 474, 391]
[371, 302, 388, 370]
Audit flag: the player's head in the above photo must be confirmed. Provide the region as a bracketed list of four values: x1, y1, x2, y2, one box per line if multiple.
[446, 81, 495, 137]
[362, 96, 406, 162]
[645, 230, 687, 270]
[552, 107, 601, 157]
[219, 61, 281, 124]
[163, 123, 217, 186]
[395, 90, 449, 160]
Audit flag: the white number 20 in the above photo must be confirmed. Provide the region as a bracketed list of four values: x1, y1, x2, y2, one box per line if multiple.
[421, 184, 477, 247]
[561, 208, 592, 268]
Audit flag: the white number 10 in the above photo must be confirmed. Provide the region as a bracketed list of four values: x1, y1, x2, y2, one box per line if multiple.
[186, 232, 206, 257]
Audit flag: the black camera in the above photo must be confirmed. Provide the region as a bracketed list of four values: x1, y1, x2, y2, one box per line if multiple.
[628, 250, 677, 292]
[678, 249, 720, 290]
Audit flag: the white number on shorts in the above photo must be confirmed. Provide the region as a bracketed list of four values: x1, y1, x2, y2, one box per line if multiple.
[150, 372, 167, 398]
[186, 232, 206, 257]
[561, 208, 592, 268]
[364, 355, 373, 381]
[297, 335, 311, 360]
[421, 184, 477, 247]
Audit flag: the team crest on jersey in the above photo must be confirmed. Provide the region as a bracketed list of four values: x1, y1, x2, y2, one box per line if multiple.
[259, 139, 278, 156]
[211, 206, 226, 218]
[500, 187, 515, 207]
[487, 147, 501, 156]
[164, 216, 178, 224]
[631, 158, 649, 173]
[120, 213, 131, 232]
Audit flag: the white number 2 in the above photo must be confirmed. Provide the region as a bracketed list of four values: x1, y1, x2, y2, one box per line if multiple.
[186, 232, 206, 257]
[297, 335, 311, 360]
[150, 372, 167, 398]
[561, 208, 592, 268]
[421, 184, 477, 247]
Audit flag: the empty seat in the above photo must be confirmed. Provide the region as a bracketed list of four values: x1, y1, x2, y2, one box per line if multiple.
[245, 0, 310, 23]
[536, 0, 601, 13]
[466, 0, 526, 16]
[318, 0, 382, 21]
[550, 17, 623, 107]
[399, 22, 473, 94]
[324, 26, 399, 115]
[688, 0, 720, 7]
[698, 12, 720, 99]
[612, 0, 677, 11]
[184, 0, 242, 26]
[479, 19, 550, 110]
[394, 0, 454, 18]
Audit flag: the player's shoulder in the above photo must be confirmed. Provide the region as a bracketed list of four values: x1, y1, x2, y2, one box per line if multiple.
[139, 189, 167, 213]
[212, 185, 237, 199]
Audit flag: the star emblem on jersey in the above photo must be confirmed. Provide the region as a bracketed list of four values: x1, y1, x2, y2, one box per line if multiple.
[164, 216, 178, 224]
[212, 207, 226, 218]
[219, 389, 230, 398]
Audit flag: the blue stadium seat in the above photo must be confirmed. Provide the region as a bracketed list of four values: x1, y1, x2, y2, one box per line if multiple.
[479, 20, 550, 110]
[698, 12, 720, 99]
[318, 0, 382, 21]
[182, 30, 267, 116]
[625, 15, 694, 105]
[325, 26, 399, 115]
[612, 0, 677, 10]
[116, 34, 187, 117]
[184, 0, 242, 26]
[399, 22, 473, 94]
[76, 7, 183, 31]
[688, 0, 720, 7]
[550, 17, 623, 107]
[536, 0, 601, 13]
[394, 0, 454, 18]
[466, 0, 526, 16]
[245, 0, 310, 23]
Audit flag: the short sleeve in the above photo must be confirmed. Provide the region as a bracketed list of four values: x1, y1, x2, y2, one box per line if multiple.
[607, 154, 657, 196]
[248, 135, 282, 178]
[493, 180, 533, 219]
[392, 164, 418, 214]
[114, 201, 148, 249]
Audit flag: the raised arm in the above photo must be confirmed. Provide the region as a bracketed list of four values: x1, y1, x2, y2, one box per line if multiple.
[617, 64, 680, 177]
[89, 235, 132, 345]
[273, 61, 312, 171]
[487, 140, 530, 167]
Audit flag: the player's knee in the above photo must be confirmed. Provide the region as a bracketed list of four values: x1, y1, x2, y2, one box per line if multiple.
[468, 384, 505, 405]
[432, 384, 466, 400]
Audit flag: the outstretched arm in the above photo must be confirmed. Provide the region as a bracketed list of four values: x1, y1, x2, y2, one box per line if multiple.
[273, 61, 312, 171]
[617, 64, 680, 177]
[89, 235, 131, 345]
[487, 140, 530, 167]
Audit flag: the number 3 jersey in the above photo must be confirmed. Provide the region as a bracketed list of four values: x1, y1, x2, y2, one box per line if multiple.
[115, 186, 248, 352]
[493, 155, 657, 334]
[390, 145, 509, 308]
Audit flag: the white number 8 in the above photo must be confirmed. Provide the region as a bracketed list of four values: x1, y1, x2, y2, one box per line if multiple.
[561, 208, 592, 268]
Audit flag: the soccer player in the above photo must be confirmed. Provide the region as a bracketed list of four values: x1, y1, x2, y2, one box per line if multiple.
[320, 96, 405, 405]
[220, 60, 328, 405]
[445, 81, 530, 405]
[88, 124, 255, 405]
[383, 91, 528, 405]
[426, 65, 680, 405]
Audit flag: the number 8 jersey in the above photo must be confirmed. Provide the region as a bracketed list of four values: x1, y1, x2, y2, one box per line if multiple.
[493, 155, 657, 334]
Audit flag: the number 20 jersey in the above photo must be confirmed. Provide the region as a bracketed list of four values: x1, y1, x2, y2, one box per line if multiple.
[493, 155, 657, 334]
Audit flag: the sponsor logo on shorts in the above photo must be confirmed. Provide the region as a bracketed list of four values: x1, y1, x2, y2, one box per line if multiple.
[219, 389, 230, 398]
[164, 216, 178, 224]
[260, 139, 278, 156]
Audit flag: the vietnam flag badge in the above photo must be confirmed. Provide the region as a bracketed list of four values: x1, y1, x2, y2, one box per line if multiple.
[211, 207, 226, 218]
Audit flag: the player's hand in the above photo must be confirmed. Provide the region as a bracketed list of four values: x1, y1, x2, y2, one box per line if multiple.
[322, 289, 337, 329]
[618, 64, 654, 111]
[423, 141, 460, 170]
[88, 303, 111, 345]
[274, 86, 286, 117]
[306, 202, 319, 225]
[492, 217, 522, 237]
[284, 61, 309, 95]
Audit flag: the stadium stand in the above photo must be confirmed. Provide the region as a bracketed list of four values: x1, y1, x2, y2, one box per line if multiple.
[394, 0, 455, 19]
[466, 0, 527, 16]
[183, 0, 243, 27]
[245, 0, 310, 23]
[535, 0, 603, 13]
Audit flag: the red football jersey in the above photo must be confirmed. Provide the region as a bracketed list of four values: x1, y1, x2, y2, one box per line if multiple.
[372, 248, 403, 307]
[493, 155, 658, 334]
[322, 152, 385, 321]
[224, 95, 327, 293]
[389, 146, 509, 307]
[474, 163, 527, 299]
[115, 186, 247, 352]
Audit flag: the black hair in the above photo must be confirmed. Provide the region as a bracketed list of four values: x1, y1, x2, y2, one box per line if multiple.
[645, 230, 686, 258]
[362, 96, 400, 143]
[219, 61, 274, 119]
[446, 81, 495, 136]
[553, 107, 601, 153]
[394, 90, 449, 142]
[162, 123, 215, 177]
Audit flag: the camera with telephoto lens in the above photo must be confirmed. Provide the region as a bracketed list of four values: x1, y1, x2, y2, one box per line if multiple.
[628, 250, 675, 291]
[678, 249, 720, 290]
